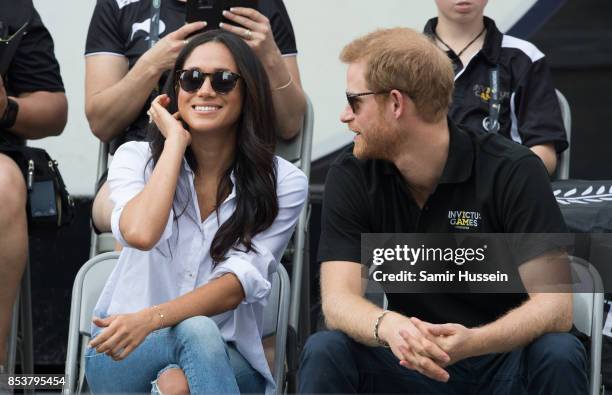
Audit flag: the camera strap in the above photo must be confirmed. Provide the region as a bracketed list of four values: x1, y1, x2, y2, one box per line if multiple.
[149, 0, 161, 48]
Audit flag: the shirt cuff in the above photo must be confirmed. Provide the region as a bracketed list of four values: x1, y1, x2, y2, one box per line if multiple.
[211, 250, 275, 305]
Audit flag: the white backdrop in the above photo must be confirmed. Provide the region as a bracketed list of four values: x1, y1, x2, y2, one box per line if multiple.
[30, 0, 535, 196]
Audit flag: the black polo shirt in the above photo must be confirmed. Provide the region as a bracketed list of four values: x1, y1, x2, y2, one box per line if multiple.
[424, 17, 568, 154]
[318, 119, 567, 327]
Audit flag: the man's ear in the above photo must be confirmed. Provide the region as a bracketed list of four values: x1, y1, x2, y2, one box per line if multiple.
[390, 89, 406, 120]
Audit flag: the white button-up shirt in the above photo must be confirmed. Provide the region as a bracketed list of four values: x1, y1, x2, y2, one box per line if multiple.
[93, 141, 308, 393]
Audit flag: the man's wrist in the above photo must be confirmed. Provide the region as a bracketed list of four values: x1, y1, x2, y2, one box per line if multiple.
[376, 311, 401, 346]
[374, 310, 391, 347]
[465, 326, 485, 357]
[0, 98, 18, 129]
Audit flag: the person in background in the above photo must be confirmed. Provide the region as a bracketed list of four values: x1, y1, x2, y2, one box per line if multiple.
[424, 0, 567, 175]
[0, 0, 67, 377]
[85, 0, 305, 233]
[84, 30, 307, 394]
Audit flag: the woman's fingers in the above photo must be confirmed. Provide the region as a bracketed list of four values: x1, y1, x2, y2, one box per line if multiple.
[109, 335, 132, 361]
[116, 344, 136, 361]
[89, 322, 115, 348]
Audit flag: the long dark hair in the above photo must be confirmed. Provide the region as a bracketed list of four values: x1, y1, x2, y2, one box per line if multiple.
[148, 30, 278, 264]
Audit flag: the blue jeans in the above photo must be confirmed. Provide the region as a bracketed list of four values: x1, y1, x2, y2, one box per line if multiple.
[85, 316, 265, 394]
[298, 330, 587, 394]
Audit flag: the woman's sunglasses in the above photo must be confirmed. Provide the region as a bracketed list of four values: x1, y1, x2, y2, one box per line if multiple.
[176, 69, 242, 94]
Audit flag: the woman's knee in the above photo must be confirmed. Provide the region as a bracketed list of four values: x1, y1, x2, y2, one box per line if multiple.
[174, 316, 224, 350]
[154, 367, 189, 395]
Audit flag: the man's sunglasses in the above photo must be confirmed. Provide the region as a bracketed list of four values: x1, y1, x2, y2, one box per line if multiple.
[176, 69, 242, 94]
[345, 91, 389, 113]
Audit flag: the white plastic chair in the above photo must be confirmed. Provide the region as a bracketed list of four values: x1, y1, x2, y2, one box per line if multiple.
[63, 252, 291, 395]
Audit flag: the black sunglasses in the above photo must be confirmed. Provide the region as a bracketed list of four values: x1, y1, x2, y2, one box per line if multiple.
[177, 69, 242, 94]
[345, 91, 389, 113]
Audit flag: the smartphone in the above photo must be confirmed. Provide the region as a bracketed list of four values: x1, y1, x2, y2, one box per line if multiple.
[186, 0, 260, 29]
[29, 180, 57, 220]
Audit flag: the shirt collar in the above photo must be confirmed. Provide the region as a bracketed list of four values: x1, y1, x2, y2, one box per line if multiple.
[438, 118, 474, 184]
[423, 16, 503, 66]
[182, 159, 238, 201]
[381, 118, 474, 185]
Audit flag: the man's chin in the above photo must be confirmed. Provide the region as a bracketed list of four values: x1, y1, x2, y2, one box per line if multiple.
[353, 146, 376, 160]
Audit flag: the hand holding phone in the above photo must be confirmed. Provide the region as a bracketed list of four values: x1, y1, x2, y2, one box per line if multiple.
[186, 0, 259, 28]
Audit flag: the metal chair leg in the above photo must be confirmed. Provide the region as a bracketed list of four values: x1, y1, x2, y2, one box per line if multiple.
[5, 258, 34, 380]
[19, 260, 34, 375]
[6, 288, 19, 375]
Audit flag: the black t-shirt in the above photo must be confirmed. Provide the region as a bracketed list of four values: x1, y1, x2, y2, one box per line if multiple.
[85, 0, 298, 152]
[424, 17, 568, 154]
[0, 0, 65, 144]
[318, 119, 568, 327]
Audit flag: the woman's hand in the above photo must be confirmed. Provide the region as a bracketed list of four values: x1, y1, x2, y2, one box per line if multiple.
[148, 94, 191, 147]
[220, 8, 282, 65]
[89, 309, 158, 361]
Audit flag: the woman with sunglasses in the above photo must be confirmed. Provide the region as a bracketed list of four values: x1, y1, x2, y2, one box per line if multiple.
[84, 30, 308, 395]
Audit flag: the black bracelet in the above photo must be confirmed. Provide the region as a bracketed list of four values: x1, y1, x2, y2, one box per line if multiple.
[0, 98, 18, 129]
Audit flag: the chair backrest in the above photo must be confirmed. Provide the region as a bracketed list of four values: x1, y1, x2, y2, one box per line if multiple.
[556, 89, 572, 180]
[275, 95, 314, 177]
[263, 264, 291, 393]
[64, 252, 289, 394]
[570, 256, 604, 395]
[64, 252, 118, 394]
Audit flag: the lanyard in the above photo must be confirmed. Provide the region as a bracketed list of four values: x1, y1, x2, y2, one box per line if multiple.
[149, 0, 161, 49]
[482, 67, 501, 133]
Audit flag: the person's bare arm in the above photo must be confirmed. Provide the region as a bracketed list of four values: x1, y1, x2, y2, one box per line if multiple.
[321, 261, 383, 345]
[272, 55, 306, 139]
[0, 78, 67, 139]
[321, 261, 450, 381]
[10, 91, 67, 139]
[530, 143, 557, 175]
[90, 271, 245, 360]
[221, 8, 305, 139]
[117, 95, 191, 250]
[85, 54, 157, 142]
[85, 22, 205, 142]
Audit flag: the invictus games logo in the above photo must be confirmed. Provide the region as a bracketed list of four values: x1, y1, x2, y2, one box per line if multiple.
[448, 210, 481, 230]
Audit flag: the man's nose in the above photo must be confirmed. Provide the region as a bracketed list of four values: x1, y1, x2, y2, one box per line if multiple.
[340, 104, 354, 123]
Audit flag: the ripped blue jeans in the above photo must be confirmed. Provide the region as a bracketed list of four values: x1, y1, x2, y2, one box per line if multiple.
[85, 316, 265, 394]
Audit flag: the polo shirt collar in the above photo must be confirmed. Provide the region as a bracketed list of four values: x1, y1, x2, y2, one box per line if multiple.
[423, 16, 503, 66]
[380, 118, 474, 185]
[438, 118, 474, 184]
